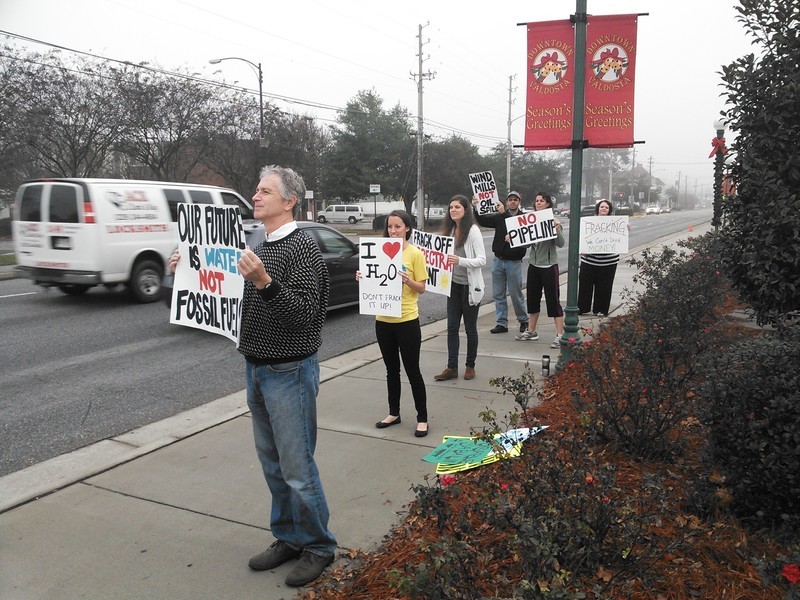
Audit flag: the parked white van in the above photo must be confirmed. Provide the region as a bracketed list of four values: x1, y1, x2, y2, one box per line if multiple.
[12, 178, 261, 302]
[316, 204, 364, 224]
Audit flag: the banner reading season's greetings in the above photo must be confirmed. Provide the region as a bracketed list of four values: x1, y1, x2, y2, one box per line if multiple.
[584, 14, 638, 148]
[525, 14, 638, 150]
[170, 203, 246, 343]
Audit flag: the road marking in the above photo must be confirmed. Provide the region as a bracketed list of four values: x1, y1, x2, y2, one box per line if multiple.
[1, 292, 38, 299]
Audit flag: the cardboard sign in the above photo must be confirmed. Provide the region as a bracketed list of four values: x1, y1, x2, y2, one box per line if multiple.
[170, 203, 245, 343]
[469, 171, 500, 215]
[506, 208, 558, 248]
[410, 230, 455, 297]
[579, 216, 629, 253]
[358, 237, 403, 316]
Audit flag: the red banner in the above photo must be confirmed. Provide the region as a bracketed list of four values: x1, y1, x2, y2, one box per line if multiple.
[524, 20, 575, 150]
[583, 14, 638, 148]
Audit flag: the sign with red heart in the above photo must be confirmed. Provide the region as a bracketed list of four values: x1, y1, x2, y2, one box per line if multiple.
[358, 236, 403, 317]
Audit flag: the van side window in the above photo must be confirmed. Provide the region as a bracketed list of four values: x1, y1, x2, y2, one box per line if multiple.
[163, 189, 186, 221]
[221, 192, 254, 219]
[189, 190, 214, 204]
[49, 185, 79, 223]
[18, 186, 43, 221]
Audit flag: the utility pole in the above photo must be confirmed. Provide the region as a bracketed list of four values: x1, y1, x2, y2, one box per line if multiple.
[506, 74, 517, 196]
[647, 155, 653, 205]
[411, 23, 436, 230]
[629, 146, 636, 207]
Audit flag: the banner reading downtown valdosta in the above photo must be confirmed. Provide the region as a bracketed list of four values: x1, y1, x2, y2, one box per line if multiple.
[411, 229, 455, 296]
[506, 208, 558, 248]
[358, 237, 403, 317]
[579, 216, 629, 254]
[170, 203, 246, 343]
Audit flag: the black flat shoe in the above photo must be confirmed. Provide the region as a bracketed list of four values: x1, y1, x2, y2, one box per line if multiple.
[414, 425, 429, 438]
[375, 416, 401, 429]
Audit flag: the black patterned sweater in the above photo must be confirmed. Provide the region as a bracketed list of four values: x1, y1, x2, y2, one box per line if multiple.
[237, 229, 330, 364]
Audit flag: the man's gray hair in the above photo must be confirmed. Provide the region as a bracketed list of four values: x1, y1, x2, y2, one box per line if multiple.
[259, 165, 306, 219]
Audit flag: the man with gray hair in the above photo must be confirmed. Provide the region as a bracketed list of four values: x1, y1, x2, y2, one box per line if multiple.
[236, 165, 337, 587]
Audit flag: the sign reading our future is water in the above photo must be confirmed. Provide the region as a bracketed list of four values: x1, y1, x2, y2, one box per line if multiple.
[170, 203, 245, 342]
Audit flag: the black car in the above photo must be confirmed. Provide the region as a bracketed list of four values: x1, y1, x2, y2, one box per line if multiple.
[162, 221, 360, 311]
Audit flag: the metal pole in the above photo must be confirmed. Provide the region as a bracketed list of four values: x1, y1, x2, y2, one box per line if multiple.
[506, 75, 514, 195]
[257, 62, 264, 145]
[558, 0, 588, 367]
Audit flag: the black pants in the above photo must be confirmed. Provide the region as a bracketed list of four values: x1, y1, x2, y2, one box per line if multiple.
[578, 262, 618, 315]
[375, 318, 428, 422]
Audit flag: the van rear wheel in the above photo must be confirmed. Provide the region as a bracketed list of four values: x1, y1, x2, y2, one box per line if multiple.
[58, 284, 90, 296]
[129, 259, 163, 303]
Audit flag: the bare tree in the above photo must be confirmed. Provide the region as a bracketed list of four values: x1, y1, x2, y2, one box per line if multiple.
[4, 49, 127, 179]
[117, 68, 217, 181]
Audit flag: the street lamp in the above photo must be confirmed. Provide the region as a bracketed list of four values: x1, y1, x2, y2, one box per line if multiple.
[209, 57, 264, 146]
[711, 118, 727, 231]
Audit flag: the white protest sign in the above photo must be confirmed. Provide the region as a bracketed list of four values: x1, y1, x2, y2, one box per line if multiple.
[469, 171, 500, 215]
[358, 237, 403, 316]
[410, 230, 455, 297]
[579, 216, 629, 254]
[506, 208, 558, 248]
[170, 203, 246, 343]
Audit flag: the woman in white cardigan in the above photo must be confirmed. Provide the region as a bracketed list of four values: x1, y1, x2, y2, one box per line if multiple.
[433, 194, 486, 381]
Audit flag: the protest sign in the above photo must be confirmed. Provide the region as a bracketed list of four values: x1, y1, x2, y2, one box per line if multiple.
[410, 229, 454, 297]
[469, 171, 500, 215]
[358, 237, 403, 317]
[423, 427, 549, 474]
[170, 203, 245, 343]
[506, 208, 558, 248]
[579, 216, 629, 253]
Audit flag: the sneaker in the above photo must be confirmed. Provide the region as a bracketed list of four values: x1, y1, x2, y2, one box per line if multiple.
[489, 325, 508, 334]
[515, 330, 539, 341]
[519, 322, 529, 333]
[550, 335, 562, 348]
[248, 540, 302, 571]
[285, 550, 335, 587]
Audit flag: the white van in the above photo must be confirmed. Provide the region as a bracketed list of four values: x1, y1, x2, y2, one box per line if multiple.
[12, 178, 261, 302]
[316, 204, 364, 224]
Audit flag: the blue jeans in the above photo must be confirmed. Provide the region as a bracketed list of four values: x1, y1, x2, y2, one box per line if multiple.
[492, 257, 528, 328]
[246, 355, 337, 556]
[447, 282, 480, 369]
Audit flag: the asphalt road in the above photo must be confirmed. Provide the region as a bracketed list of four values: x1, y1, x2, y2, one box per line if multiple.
[0, 208, 710, 476]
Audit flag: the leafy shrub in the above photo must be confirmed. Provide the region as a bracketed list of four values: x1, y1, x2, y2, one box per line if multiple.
[719, 0, 800, 326]
[572, 234, 732, 460]
[698, 325, 800, 533]
[394, 368, 679, 599]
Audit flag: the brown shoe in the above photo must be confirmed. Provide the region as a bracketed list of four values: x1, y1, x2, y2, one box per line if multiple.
[434, 368, 458, 381]
[464, 367, 475, 380]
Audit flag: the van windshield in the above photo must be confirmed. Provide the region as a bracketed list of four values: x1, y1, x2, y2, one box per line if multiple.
[222, 192, 254, 220]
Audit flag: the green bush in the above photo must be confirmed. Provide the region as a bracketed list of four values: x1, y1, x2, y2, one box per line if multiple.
[698, 325, 800, 534]
[572, 234, 732, 460]
[719, 0, 800, 326]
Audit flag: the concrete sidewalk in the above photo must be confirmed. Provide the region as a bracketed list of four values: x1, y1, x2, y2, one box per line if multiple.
[0, 222, 709, 600]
